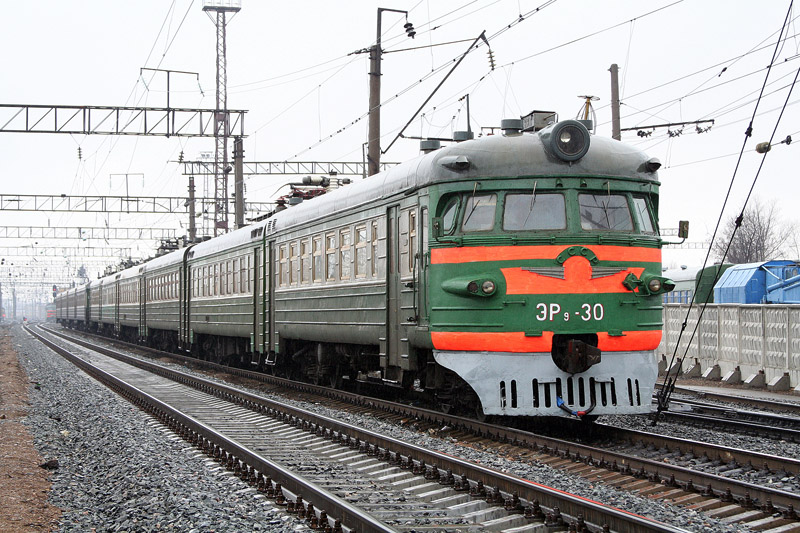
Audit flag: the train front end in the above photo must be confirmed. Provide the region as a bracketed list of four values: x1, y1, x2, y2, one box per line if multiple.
[426, 120, 674, 417]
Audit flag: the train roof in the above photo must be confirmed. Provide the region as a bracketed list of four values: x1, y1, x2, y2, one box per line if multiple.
[71, 122, 658, 287]
[267, 123, 659, 235]
[187, 220, 268, 260]
[662, 266, 701, 283]
[143, 247, 190, 271]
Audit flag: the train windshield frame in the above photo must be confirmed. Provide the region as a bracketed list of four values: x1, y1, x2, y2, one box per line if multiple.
[438, 188, 657, 236]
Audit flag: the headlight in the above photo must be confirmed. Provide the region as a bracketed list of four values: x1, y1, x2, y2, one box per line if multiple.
[442, 276, 499, 298]
[545, 120, 591, 162]
[647, 278, 662, 293]
[481, 280, 496, 294]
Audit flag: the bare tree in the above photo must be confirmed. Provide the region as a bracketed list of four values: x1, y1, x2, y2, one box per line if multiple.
[713, 199, 791, 263]
[786, 227, 800, 260]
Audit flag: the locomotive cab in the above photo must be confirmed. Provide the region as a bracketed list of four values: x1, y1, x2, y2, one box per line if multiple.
[426, 120, 675, 417]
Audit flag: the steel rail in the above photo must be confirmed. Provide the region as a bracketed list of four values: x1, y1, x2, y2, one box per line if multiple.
[657, 384, 800, 415]
[29, 326, 398, 533]
[43, 325, 800, 512]
[655, 404, 800, 442]
[37, 326, 685, 532]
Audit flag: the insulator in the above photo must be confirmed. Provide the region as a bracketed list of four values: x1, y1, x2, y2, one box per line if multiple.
[77, 147, 82, 160]
[178, 150, 184, 163]
[487, 49, 496, 70]
[404, 22, 416, 39]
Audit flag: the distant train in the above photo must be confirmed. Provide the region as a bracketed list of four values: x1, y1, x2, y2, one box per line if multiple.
[661, 264, 732, 305]
[45, 303, 56, 322]
[662, 261, 800, 305]
[57, 119, 675, 419]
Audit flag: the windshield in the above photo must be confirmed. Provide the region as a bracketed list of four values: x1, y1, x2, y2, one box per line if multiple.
[461, 193, 497, 231]
[503, 193, 566, 230]
[579, 193, 633, 231]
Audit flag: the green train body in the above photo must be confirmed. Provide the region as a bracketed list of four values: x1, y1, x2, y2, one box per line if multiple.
[56, 120, 673, 418]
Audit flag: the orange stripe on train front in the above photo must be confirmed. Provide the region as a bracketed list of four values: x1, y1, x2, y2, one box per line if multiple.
[431, 330, 662, 352]
[502, 256, 645, 294]
[430, 245, 661, 264]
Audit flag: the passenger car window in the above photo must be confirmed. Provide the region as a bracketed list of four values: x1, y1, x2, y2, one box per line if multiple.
[579, 194, 633, 231]
[461, 193, 497, 232]
[632, 197, 655, 233]
[503, 193, 566, 230]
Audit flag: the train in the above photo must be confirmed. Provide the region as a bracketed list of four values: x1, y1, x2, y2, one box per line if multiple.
[56, 118, 676, 419]
[661, 264, 732, 304]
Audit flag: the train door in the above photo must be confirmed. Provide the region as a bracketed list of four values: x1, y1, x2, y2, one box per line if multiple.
[385, 205, 401, 374]
[114, 277, 121, 337]
[417, 199, 429, 326]
[180, 258, 190, 352]
[267, 240, 277, 360]
[139, 272, 146, 342]
[253, 245, 265, 359]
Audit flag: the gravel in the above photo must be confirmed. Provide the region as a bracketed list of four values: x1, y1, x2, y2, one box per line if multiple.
[22, 324, 772, 532]
[14, 325, 303, 533]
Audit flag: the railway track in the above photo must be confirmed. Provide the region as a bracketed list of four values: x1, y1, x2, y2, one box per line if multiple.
[38, 325, 800, 531]
[30, 324, 686, 532]
[652, 384, 800, 442]
[659, 384, 800, 416]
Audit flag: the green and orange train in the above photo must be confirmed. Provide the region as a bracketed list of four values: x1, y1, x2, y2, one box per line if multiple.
[57, 119, 674, 419]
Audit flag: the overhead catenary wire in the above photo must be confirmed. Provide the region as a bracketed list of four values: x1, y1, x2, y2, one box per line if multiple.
[282, 0, 562, 161]
[653, 0, 796, 424]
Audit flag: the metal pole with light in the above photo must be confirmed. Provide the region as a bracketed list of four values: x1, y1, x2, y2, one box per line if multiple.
[367, 8, 414, 177]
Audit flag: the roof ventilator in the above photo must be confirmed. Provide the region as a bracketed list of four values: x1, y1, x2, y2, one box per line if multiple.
[439, 155, 471, 171]
[501, 118, 523, 136]
[420, 139, 441, 153]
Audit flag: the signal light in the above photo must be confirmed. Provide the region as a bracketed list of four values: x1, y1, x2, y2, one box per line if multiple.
[404, 22, 416, 39]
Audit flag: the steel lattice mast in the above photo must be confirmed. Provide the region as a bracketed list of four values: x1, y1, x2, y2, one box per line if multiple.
[203, 0, 241, 236]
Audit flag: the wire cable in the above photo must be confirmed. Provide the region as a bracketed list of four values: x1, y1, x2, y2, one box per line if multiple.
[653, 0, 795, 424]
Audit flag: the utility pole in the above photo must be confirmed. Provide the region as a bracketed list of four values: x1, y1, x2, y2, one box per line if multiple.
[367, 8, 414, 177]
[188, 176, 197, 243]
[609, 64, 621, 141]
[233, 137, 244, 229]
[203, 0, 241, 235]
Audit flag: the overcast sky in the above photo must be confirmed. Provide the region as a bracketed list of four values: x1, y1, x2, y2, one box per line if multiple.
[2, 0, 799, 301]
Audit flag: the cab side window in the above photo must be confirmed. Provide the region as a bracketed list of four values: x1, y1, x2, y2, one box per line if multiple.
[632, 196, 655, 234]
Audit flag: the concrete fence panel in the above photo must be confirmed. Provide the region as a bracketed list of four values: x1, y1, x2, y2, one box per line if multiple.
[660, 303, 800, 389]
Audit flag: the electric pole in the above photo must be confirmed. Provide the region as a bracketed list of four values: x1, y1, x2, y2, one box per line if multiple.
[203, 0, 241, 235]
[367, 8, 414, 177]
[188, 176, 197, 243]
[610, 64, 621, 141]
[233, 137, 244, 229]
